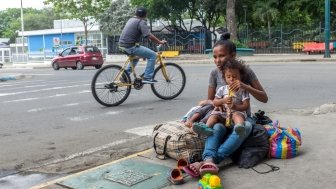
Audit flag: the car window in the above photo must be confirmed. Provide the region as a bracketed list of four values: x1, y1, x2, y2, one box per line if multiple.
[85, 46, 100, 53]
[69, 47, 78, 55]
[61, 48, 71, 56]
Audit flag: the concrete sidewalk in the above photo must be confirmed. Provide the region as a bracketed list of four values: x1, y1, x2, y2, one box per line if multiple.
[30, 105, 336, 189]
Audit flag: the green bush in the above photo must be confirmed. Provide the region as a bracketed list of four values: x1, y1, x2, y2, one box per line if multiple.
[233, 40, 249, 48]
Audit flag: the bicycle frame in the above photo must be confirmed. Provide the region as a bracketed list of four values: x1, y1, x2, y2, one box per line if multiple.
[91, 45, 186, 107]
[113, 52, 169, 87]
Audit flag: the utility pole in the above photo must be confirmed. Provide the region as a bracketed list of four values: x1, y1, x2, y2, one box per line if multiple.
[243, 5, 247, 44]
[324, 0, 331, 58]
[20, 0, 25, 55]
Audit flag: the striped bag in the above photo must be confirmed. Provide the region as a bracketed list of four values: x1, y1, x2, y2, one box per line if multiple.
[152, 121, 206, 162]
[264, 120, 302, 159]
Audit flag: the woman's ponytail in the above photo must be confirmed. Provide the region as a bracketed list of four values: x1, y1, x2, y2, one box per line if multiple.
[214, 31, 236, 55]
[220, 32, 230, 41]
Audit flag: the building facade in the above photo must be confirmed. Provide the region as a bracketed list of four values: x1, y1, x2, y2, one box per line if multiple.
[14, 19, 108, 62]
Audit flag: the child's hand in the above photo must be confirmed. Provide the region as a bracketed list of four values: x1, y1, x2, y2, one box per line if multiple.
[184, 120, 193, 128]
[225, 96, 233, 108]
[224, 96, 232, 104]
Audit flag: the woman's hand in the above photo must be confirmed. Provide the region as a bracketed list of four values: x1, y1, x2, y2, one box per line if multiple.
[229, 80, 247, 92]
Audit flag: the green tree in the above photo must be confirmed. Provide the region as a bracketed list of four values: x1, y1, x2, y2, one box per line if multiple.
[44, 0, 110, 45]
[252, 0, 279, 41]
[24, 8, 63, 31]
[0, 8, 22, 42]
[98, 0, 135, 35]
[0, 8, 64, 43]
[131, 0, 225, 32]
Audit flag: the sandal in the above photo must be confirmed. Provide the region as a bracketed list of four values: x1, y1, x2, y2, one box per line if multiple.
[192, 122, 213, 136]
[182, 161, 203, 178]
[177, 158, 189, 171]
[199, 162, 219, 176]
[167, 168, 184, 185]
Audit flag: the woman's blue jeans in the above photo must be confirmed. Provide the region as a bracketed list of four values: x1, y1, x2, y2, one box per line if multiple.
[202, 120, 253, 164]
[124, 45, 157, 79]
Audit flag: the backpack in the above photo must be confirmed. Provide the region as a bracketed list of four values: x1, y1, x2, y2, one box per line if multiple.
[231, 124, 270, 168]
[152, 121, 206, 163]
[252, 110, 273, 125]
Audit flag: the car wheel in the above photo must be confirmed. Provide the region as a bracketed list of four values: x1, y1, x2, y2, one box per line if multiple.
[52, 62, 60, 70]
[76, 61, 84, 70]
[95, 65, 102, 69]
[71, 67, 76, 70]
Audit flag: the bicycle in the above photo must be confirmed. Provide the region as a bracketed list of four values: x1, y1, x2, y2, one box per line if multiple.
[91, 45, 186, 107]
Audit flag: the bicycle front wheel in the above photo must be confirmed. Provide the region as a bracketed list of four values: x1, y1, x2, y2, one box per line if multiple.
[151, 62, 186, 100]
[91, 65, 131, 107]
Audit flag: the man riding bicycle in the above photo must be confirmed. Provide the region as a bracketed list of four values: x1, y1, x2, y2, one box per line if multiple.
[119, 6, 167, 84]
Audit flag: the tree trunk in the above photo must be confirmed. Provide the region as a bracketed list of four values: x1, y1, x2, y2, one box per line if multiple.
[82, 18, 88, 46]
[84, 23, 88, 45]
[268, 20, 271, 42]
[226, 0, 237, 40]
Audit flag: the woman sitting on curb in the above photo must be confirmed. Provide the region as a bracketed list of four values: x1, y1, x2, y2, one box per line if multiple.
[183, 33, 268, 177]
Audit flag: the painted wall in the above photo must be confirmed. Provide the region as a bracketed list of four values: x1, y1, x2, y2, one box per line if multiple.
[28, 33, 75, 52]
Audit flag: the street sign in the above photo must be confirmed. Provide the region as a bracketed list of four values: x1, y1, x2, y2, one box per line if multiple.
[53, 37, 60, 46]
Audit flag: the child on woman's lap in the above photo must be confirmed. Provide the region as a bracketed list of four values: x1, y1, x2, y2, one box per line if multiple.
[193, 59, 250, 137]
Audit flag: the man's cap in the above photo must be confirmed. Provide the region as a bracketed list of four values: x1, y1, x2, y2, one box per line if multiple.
[136, 6, 147, 17]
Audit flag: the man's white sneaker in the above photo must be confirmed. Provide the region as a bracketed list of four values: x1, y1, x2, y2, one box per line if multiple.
[142, 78, 157, 84]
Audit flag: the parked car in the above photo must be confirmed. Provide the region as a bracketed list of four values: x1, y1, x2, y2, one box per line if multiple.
[51, 46, 104, 70]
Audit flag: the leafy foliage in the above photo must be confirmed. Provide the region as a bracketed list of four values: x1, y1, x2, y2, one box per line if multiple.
[98, 0, 135, 35]
[0, 8, 63, 42]
[130, 0, 225, 32]
[44, 0, 110, 44]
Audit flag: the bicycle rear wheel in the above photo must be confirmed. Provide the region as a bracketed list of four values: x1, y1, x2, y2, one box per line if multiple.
[151, 62, 186, 100]
[91, 65, 131, 106]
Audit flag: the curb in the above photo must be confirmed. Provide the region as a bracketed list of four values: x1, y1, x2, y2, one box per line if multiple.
[30, 149, 153, 189]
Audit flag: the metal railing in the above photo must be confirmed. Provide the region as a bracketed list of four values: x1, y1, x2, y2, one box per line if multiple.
[107, 26, 211, 54]
[237, 24, 336, 54]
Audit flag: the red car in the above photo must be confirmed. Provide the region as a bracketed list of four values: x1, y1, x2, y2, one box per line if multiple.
[52, 46, 104, 70]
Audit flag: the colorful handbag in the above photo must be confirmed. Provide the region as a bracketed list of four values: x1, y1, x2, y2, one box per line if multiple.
[264, 120, 302, 159]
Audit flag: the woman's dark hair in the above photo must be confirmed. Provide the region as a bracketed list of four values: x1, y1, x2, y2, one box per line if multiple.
[214, 32, 236, 55]
[222, 59, 247, 82]
[136, 6, 147, 17]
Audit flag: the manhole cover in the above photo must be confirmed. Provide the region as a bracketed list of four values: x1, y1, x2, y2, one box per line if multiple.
[103, 169, 152, 186]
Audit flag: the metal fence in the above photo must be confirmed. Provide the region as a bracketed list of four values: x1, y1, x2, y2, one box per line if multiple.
[108, 26, 212, 54]
[238, 24, 336, 54]
[11, 54, 28, 63]
[0, 48, 11, 63]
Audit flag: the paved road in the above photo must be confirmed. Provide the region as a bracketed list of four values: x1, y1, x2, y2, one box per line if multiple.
[0, 62, 336, 187]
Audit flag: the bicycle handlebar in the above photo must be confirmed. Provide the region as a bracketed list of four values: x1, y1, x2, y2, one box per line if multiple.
[157, 43, 169, 52]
